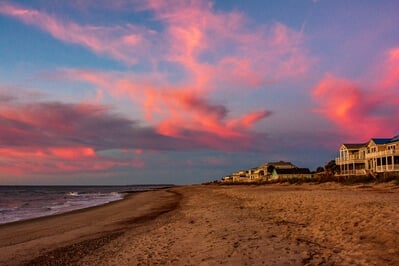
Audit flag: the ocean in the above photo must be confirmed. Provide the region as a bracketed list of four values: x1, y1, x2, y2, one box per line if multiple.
[0, 185, 172, 225]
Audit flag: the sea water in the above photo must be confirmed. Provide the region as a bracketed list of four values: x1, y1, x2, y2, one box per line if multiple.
[0, 185, 171, 225]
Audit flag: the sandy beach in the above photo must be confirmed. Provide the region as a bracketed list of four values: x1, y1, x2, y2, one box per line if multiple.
[0, 183, 398, 265]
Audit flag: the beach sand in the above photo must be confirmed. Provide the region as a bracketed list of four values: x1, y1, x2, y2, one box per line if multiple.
[0, 183, 398, 265]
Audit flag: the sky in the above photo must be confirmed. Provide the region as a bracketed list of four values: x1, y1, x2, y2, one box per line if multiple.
[0, 0, 398, 185]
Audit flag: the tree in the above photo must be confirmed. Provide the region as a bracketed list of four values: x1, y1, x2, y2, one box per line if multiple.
[267, 165, 275, 174]
[324, 160, 338, 175]
[316, 166, 324, 173]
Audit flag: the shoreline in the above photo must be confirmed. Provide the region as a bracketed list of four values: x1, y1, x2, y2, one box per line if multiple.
[1, 183, 398, 265]
[0, 188, 182, 265]
[0, 185, 176, 226]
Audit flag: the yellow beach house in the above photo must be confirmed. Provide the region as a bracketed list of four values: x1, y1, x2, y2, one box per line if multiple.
[336, 135, 399, 176]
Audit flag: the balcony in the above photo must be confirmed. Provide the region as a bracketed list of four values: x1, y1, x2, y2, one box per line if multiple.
[366, 149, 398, 159]
[375, 165, 399, 173]
[336, 155, 366, 165]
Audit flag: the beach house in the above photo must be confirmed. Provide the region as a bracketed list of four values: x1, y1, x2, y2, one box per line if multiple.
[222, 161, 311, 183]
[336, 135, 399, 176]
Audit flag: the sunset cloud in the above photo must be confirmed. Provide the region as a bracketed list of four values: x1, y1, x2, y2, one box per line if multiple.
[312, 47, 399, 139]
[62, 68, 272, 145]
[0, 95, 187, 151]
[0, 2, 152, 65]
[0, 1, 311, 83]
[0, 0, 313, 157]
[0, 91, 270, 175]
[382, 48, 399, 89]
[0, 146, 143, 175]
[0, 96, 155, 175]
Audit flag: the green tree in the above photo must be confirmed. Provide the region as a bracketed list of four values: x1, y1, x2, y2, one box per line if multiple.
[267, 165, 275, 174]
[324, 160, 338, 175]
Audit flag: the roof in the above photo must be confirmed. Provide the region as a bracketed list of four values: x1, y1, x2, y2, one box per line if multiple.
[267, 161, 296, 166]
[274, 168, 311, 175]
[342, 143, 367, 149]
[340, 134, 399, 149]
[390, 135, 399, 143]
[370, 138, 392, 145]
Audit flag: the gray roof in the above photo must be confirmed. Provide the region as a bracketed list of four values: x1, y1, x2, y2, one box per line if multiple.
[268, 161, 295, 166]
[342, 143, 367, 149]
[274, 168, 311, 175]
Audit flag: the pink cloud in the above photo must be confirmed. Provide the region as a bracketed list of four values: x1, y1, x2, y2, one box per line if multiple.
[228, 111, 272, 129]
[0, 98, 152, 175]
[312, 47, 399, 140]
[63, 68, 272, 148]
[0, 90, 272, 177]
[382, 48, 399, 89]
[0, 1, 312, 85]
[0, 2, 152, 65]
[0, 146, 142, 176]
[147, 2, 311, 90]
[1, 1, 313, 153]
[48, 147, 96, 159]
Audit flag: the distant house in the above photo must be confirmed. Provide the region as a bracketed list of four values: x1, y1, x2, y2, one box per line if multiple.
[232, 170, 251, 182]
[336, 135, 399, 176]
[221, 161, 311, 183]
[252, 168, 265, 180]
[222, 176, 232, 181]
[270, 168, 312, 181]
[255, 161, 296, 181]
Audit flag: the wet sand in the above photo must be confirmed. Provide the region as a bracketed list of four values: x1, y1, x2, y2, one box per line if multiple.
[0, 183, 398, 265]
[0, 189, 181, 265]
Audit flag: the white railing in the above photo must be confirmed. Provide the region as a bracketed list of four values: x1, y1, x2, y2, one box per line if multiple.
[366, 149, 398, 159]
[336, 155, 366, 165]
[337, 150, 399, 164]
[339, 165, 399, 175]
[338, 169, 367, 176]
[375, 165, 399, 172]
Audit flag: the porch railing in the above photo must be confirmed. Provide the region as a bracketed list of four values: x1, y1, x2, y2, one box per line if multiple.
[366, 149, 398, 159]
[337, 169, 367, 176]
[336, 155, 365, 165]
[375, 165, 399, 172]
